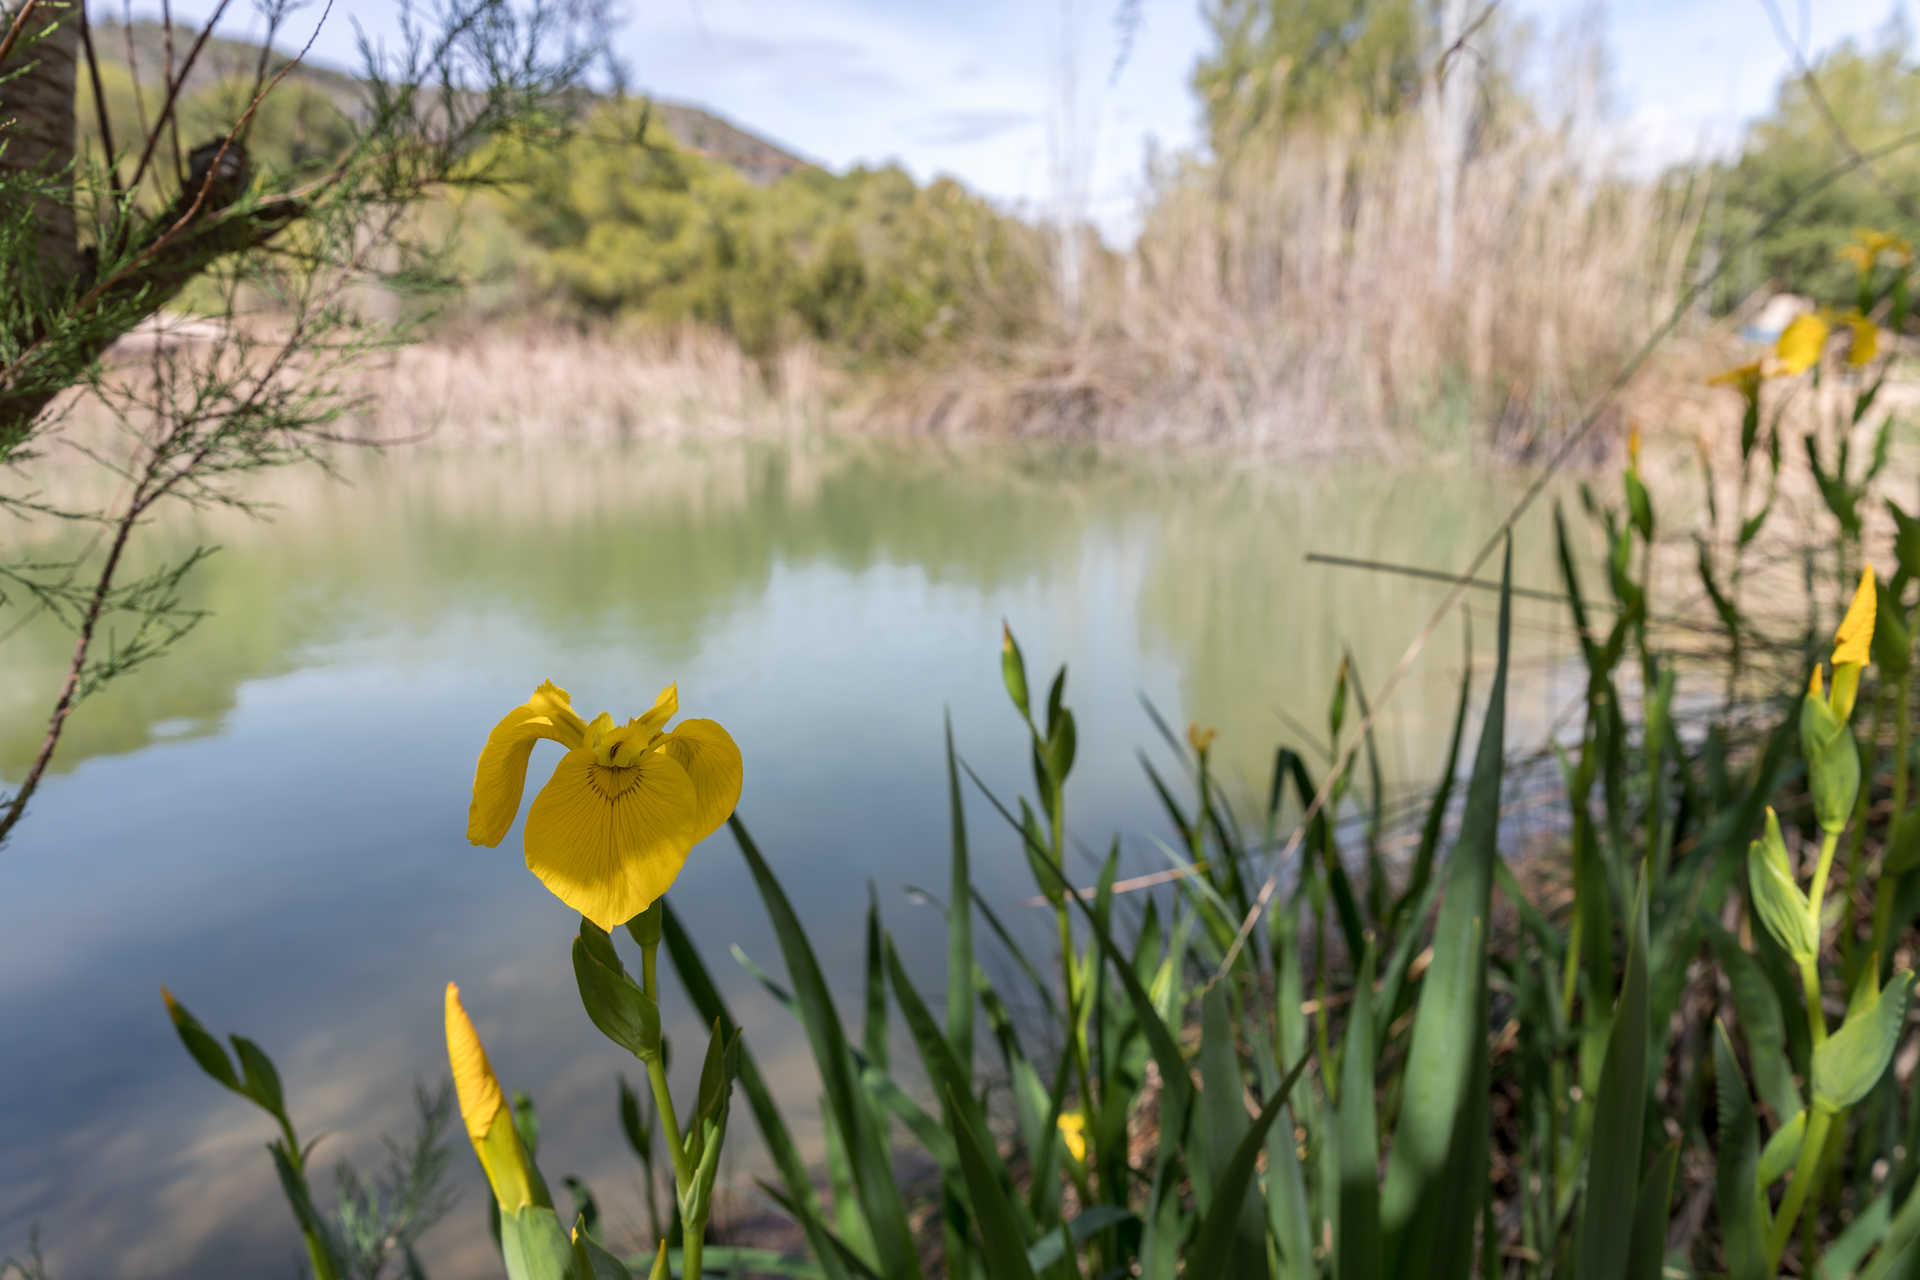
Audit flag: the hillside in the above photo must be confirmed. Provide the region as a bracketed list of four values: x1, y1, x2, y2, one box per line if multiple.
[90, 17, 813, 186]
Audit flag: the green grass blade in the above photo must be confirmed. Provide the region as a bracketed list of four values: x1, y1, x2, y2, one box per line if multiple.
[730, 816, 924, 1280]
[863, 885, 889, 1075]
[949, 1103, 1040, 1280]
[1338, 942, 1381, 1280]
[1713, 1022, 1770, 1280]
[1576, 872, 1651, 1280]
[1194, 983, 1247, 1218]
[1625, 1140, 1677, 1280]
[1188, 1053, 1312, 1280]
[1400, 622, 1472, 927]
[945, 714, 975, 1071]
[1380, 541, 1510, 1275]
[1704, 922, 1799, 1122]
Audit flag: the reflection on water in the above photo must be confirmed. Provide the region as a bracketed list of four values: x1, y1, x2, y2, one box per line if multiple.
[0, 439, 1577, 1276]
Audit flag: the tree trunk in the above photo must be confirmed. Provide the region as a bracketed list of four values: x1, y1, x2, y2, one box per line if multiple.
[0, 3, 81, 297]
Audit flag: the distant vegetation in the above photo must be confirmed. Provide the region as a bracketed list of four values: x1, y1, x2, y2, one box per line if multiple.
[1695, 20, 1920, 312]
[73, 11, 1920, 447]
[447, 103, 1047, 363]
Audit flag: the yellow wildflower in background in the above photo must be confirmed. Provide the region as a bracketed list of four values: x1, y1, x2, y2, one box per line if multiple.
[1057, 1110, 1088, 1163]
[1774, 312, 1830, 375]
[1707, 359, 1765, 397]
[1861, 229, 1914, 264]
[1836, 310, 1880, 367]
[468, 681, 743, 930]
[1626, 424, 1642, 469]
[1187, 722, 1217, 756]
[445, 982, 539, 1212]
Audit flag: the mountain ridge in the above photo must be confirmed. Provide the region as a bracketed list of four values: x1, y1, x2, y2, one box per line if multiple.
[90, 17, 814, 186]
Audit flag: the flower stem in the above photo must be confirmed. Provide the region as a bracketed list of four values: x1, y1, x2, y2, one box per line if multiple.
[640, 940, 698, 1276]
[1768, 1105, 1835, 1272]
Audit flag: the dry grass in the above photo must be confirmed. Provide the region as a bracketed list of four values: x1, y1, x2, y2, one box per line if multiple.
[343, 323, 862, 445]
[897, 112, 1710, 455]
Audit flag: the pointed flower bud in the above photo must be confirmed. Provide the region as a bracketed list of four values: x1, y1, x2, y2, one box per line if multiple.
[445, 983, 539, 1212]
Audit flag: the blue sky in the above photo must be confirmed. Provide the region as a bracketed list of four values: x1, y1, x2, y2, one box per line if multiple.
[199, 0, 1908, 241]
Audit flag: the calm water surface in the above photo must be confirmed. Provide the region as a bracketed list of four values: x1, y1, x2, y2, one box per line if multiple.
[0, 439, 1578, 1276]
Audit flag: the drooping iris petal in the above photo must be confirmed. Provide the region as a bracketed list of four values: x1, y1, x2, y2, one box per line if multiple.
[468, 682, 590, 846]
[524, 747, 702, 929]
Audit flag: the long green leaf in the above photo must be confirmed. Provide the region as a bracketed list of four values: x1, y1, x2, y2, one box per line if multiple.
[950, 1103, 1039, 1280]
[730, 816, 924, 1280]
[660, 903, 853, 1280]
[1380, 543, 1511, 1274]
[1813, 970, 1915, 1111]
[1626, 1142, 1678, 1280]
[945, 714, 974, 1070]
[1188, 1054, 1312, 1279]
[1713, 1023, 1770, 1280]
[1576, 872, 1650, 1280]
[1338, 943, 1381, 1280]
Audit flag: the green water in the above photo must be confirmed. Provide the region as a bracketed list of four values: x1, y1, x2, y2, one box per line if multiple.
[0, 438, 1577, 1276]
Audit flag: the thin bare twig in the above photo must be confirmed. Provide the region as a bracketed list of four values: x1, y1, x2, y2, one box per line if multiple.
[126, 0, 237, 199]
[0, 0, 45, 71]
[76, 6, 125, 205]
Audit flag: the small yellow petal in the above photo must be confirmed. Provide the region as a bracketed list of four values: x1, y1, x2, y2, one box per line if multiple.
[1186, 722, 1217, 755]
[1058, 1110, 1088, 1163]
[445, 983, 506, 1146]
[635, 683, 680, 738]
[1840, 311, 1879, 367]
[1840, 242, 1874, 275]
[525, 748, 701, 930]
[1833, 566, 1877, 667]
[1775, 312, 1830, 375]
[1707, 360, 1764, 395]
[1627, 424, 1642, 469]
[468, 683, 590, 846]
[655, 719, 744, 841]
[1810, 665, 1825, 701]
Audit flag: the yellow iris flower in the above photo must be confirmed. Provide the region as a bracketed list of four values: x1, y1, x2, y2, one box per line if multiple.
[1186, 722, 1217, 756]
[1860, 229, 1914, 265]
[1774, 312, 1830, 375]
[468, 680, 742, 930]
[1057, 1110, 1088, 1163]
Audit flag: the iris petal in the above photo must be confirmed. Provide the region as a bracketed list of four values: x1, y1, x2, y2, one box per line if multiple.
[467, 684, 590, 846]
[656, 719, 744, 841]
[524, 747, 701, 929]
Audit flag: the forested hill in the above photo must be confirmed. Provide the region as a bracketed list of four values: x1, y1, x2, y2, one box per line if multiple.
[90, 17, 811, 187]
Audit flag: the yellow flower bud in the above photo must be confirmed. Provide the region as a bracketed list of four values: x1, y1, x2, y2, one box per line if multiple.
[445, 983, 539, 1212]
[1833, 566, 1877, 668]
[1187, 722, 1217, 756]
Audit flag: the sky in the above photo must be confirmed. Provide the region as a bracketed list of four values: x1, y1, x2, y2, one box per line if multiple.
[196, 0, 1911, 243]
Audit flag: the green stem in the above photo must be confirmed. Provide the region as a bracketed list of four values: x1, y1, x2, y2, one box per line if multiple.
[1809, 830, 1843, 942]
[1871, 665, 1915, 976]
[640, 942, 698, 1275]
[277, 1120, 339, 1280]
[1768, 1106, 1835, 1272]
[1799, 955, 1828, 1053]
